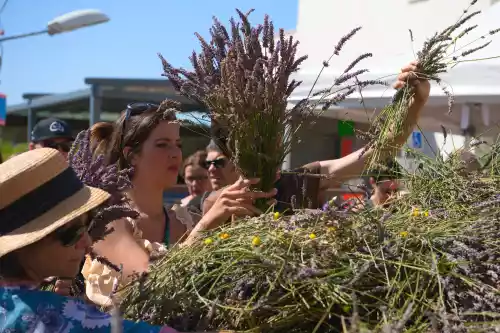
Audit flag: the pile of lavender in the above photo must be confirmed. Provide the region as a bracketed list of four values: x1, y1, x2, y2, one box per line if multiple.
[160, 10, 377, 209]
[117, 149, 500, 332]
[366, 0, 500, 169]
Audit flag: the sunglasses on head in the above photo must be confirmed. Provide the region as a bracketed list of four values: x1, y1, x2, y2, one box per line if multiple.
[43, 141, 73, 153]
[204, 158, 227, 169]
[121, 103, 160, 150]
[125, 102, 160, 120]
[54, 217, 92, 247]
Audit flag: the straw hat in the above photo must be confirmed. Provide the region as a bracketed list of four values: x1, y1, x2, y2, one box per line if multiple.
[0, 148, 110, 257]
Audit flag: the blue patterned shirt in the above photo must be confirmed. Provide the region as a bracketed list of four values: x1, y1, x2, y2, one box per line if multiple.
[0, 286, 175, 333]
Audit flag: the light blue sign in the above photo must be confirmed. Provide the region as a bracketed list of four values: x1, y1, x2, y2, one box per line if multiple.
[412, 131, 422, 149]
[0, 94, 5, 126]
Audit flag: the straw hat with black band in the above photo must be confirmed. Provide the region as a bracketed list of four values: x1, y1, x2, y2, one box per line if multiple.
[0, 148, 110, 258]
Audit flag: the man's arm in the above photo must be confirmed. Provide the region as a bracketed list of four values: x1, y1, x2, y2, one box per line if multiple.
[317, 62, 430, 190]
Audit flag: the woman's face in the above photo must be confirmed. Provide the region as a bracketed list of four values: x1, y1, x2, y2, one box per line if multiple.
[16, 214, 92, 281]
[184, 165, 210, 196]
[132, 121, 182, 189]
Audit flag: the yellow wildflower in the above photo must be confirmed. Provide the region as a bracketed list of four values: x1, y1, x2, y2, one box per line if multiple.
[422, 210, 429, 217]
[309, 233, 317, 240]
[204, 238, 213, 245]
[411, 208, 419, 217]
[219, 233, 230, 240]
[273, 212, 280, 220]
[400, 231, 409, 238]
[252, 236, 261, 246]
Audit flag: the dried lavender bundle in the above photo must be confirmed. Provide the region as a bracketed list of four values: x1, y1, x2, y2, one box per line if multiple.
[160, 10, 378, 209]
[69, 129, 139, 241]
[119, 142, 500, 332]
[367, 0, 499, 169]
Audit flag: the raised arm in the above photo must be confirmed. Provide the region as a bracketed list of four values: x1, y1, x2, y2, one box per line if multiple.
[318, 61, 430, 190]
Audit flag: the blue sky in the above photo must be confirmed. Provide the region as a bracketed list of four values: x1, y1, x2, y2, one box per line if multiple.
[0, 0, 297, 105]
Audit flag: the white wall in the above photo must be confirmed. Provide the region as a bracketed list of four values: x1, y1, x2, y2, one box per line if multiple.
[295, 0, 493, 74]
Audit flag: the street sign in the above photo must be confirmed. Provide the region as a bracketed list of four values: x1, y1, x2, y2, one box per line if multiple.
[411, 131, 423, 149]
[0, 94, 5, 126]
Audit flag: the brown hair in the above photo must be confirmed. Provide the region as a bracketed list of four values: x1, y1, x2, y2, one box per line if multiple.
[90, 122, 114, 157]
[95, 100, 180, 170]
[181, 150, 207, 178]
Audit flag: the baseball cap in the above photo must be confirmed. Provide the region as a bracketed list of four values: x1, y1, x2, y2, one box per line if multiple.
[31, 118, 74, 143]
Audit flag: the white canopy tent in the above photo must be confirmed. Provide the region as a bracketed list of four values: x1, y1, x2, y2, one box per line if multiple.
[289, 2, 500, 135]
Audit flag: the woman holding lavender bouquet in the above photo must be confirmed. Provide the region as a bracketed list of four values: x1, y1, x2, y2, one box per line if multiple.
[80, 101, 276, 307]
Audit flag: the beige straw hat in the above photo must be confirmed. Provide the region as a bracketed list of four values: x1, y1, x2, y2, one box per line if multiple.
[0, 148, 110, 257]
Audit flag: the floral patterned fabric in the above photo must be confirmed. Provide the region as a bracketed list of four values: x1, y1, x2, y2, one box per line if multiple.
[0, 286, 176, 333]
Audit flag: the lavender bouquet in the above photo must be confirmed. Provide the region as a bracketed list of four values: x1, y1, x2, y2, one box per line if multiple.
[366, 0, 499, 169]
[160, 10, 377, 210]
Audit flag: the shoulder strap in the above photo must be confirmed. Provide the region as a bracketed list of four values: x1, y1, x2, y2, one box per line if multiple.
[163, 206, 170, 245]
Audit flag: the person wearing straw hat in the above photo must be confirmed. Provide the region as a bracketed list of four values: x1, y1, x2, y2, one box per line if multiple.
[0, 148, 182, 332]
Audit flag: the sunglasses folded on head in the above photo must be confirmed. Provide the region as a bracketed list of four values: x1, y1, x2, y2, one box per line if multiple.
[125, 102, 160, 120]
[204, 158, 227, 169]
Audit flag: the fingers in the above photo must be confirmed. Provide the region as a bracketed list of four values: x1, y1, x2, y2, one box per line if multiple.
[400, 62, 418, 73]
[227, 177, 260, 191]
[54, 279, 72, 296]
[229, 202, 262, 217]
[393, 61, 422, 90]
[226, 187, 277, 201]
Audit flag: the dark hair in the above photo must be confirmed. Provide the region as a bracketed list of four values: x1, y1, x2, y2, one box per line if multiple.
[364, 159, 402, 189]
[98, 100, 180, 170]
[0, 251, 29, 280]
[206, 139, 224, 154]
[181, 150, 207, 178]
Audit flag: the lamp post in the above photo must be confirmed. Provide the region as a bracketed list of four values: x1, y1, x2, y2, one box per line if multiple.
[0, 9, 109, 143]
[0, 9, 110, 42]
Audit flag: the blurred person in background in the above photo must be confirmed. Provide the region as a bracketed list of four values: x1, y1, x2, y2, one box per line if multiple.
[363, 159, 403, 209]
[30, 118, 74, 159]
[180, 150, 211, 215]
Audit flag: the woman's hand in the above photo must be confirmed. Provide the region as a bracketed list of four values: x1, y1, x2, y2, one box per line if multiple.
[54, 278, 73, 296]
[393, 61, 430, 105]
[184, 178, 276, 246]
[206, 177, 277, 227]
[389, 61, 430, 147]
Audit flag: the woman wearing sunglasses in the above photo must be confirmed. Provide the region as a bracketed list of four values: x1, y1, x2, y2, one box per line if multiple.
[82, 101, 275, 307]
[0, 148, 184, 332]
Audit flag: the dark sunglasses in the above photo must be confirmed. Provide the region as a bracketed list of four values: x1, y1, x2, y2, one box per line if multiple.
[203, 158, 227, 169]
[43, 141, 73, 153]
[125, 102, 160, 119]
[54, 218, 92, 247]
